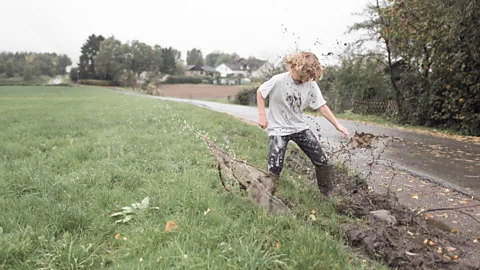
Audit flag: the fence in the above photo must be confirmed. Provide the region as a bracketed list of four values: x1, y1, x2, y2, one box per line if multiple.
[351, 99, 397, 115]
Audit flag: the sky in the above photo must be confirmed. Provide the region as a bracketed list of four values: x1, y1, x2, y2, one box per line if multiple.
[0, 0, 373, 67]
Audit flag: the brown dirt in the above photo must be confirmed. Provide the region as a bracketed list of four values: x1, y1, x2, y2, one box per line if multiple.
[284, 133, 480, 270]
[153, 84, 243, 100]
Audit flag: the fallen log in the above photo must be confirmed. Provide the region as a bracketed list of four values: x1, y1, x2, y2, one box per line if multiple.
[203, 136, 291, 215]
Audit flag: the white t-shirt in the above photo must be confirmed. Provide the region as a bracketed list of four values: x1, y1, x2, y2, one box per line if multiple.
[258, 72, 326, 136]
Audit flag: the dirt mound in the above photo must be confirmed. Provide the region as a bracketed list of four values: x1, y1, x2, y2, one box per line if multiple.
[204, 137, 291, 215]
[285, 132, 480, 270]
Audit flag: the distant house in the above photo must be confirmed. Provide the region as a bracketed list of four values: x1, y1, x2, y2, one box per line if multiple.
[184, 65, 220, 77]
[251, 61, 274, 79]
[215, 63, 250, 78]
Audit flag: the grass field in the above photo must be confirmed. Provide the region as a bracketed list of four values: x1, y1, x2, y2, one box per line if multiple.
[0, 86, 383, 269]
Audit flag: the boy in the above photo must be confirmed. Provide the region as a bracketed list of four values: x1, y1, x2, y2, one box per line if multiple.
[256, 51, 349, 199]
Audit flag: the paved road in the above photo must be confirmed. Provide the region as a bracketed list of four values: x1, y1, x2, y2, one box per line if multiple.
[113, 88, 480, 196]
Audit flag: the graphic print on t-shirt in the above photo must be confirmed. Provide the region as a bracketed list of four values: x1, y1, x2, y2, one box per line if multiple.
[285, 92, 302, 114]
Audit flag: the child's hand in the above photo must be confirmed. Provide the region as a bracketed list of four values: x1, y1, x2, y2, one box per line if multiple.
[335, 124, 349, 138]
[258, 115, 268, 129]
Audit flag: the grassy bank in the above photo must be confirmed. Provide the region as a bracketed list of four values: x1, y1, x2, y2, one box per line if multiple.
[0, 86, 383, 269]
[335, 111, 480, 142]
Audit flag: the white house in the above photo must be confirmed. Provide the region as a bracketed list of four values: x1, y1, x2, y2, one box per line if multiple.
[215, 63, 250, 77]
[251, 61, 275, 79]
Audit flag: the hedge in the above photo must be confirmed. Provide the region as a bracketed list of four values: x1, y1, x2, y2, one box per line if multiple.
[78, 80, 119, 86]
[48, 83, 74, 87]
[234, 83, 269, 106]
[164, 76, 203, 84]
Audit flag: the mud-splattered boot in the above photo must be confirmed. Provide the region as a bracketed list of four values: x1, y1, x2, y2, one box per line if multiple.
[315, 165, 335, 200]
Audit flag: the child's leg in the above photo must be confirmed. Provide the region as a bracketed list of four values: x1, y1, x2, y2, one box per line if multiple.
[267, 135, 290, 176]
[290, 129, 334, 199]
[290, 129, 329, 166]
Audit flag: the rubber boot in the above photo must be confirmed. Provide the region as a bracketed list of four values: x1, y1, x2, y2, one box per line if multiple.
[268, 173, 280, 196]
[315, 165, 335, 200]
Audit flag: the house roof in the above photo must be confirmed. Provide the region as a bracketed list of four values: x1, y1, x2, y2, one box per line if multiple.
[201, 66, 219, 73]
[185, 65, 196, 71]
[225, 63, 249, 71]
[185, 65, 219, 73]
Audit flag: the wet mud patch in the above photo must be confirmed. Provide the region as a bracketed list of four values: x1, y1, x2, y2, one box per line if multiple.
[285, 132, 480, 269]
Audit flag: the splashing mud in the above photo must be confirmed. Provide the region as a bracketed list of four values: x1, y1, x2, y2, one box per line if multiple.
[206, 132, 480, 269]
[285, 132, 480, 270]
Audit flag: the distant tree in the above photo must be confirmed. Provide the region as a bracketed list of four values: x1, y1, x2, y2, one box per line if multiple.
[56, 54, 72, 75]
[70, 67, 79, 82]
[78, 34, 105, 79]
[147, 45, 164, 88]
[129, 41, 154, 77]
[186, 48, 204, 66]
[161, 47, 181, 75]
[5, 60, 15, 78]
[175, 63, 185, 76]
[34, 54, 55, 77]
[214, 53, 240, 67]
[246, 56, 265, 70]
[205, 51, 222, 67]
[22, 64, 34, 81]
[150, 45, 163, 74]
[94, 36, 123, 81]
[0, 52, 73, 81]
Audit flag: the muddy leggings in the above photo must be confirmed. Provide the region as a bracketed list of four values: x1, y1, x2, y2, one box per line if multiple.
[268, 129, 330, 175]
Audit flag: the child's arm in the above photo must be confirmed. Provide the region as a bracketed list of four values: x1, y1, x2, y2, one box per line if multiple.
[317, 105, 350, 138]
[257, 90, 268, 129]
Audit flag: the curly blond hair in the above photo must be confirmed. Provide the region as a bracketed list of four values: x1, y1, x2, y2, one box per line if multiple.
[285, 51, 324, 81]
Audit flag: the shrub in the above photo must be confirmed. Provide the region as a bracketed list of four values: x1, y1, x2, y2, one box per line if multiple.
[164, 76, 203, 84]
[234, 83, 269, 106]
[78, 80, 119, 86]
[49, 83, 74, 87]
[203, 76, 214, 84]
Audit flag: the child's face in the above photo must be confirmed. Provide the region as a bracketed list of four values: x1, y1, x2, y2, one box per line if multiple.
[290, 70, 312, 84]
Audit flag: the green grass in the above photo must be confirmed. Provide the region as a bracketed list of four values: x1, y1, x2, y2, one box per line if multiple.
[336, 111, 464, 136]
[0, 86, 384, 269]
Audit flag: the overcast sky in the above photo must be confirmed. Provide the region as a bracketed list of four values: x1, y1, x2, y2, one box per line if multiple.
[1, 0, 373, 67]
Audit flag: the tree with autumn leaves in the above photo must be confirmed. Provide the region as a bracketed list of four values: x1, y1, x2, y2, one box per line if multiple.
[349, 0, 479, 135]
